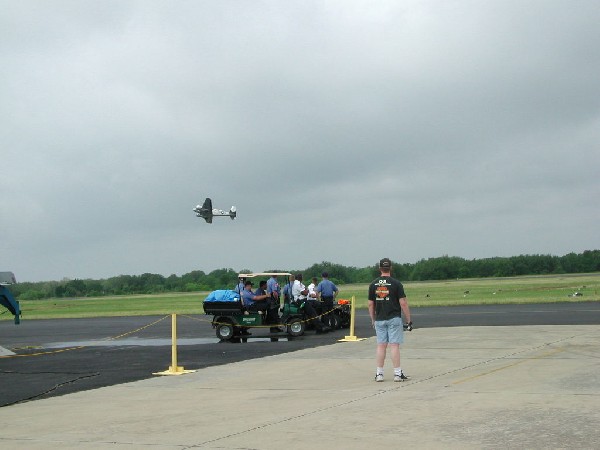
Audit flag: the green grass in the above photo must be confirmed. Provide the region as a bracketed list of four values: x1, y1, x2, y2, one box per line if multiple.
[339, 274, 600, 308]
[5, 293, 205, 320]
[4, 274, 599, 320]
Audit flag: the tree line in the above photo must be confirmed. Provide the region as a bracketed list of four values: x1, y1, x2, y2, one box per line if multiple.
[11, 250, 600, 300]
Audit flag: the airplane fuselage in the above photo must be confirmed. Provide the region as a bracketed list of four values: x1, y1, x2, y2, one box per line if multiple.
[193, 198, 236, 223]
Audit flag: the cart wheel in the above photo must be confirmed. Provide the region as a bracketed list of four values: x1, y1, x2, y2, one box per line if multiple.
[327, 314, 341, 330]
[216, 321, 235, 341]
[338, 310, 351, 328]
[287, 318, 305, 337]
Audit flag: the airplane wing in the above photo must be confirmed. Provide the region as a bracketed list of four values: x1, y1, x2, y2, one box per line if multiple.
[202, 198, 212, 210]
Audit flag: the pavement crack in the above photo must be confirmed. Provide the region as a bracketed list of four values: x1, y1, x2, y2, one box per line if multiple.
[0, 372, 100, 407]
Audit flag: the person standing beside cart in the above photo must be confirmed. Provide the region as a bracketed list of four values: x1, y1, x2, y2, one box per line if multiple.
[267, 274, 281, 309]
[307, 276, 324, 319]
[316, 272, 338, 326]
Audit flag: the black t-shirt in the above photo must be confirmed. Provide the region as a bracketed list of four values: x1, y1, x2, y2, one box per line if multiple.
[368, 276, 406, 321]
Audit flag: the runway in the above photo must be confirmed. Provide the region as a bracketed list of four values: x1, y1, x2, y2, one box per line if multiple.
[1, 302, 598, 407]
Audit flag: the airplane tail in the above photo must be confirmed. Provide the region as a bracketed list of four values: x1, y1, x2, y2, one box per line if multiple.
[229, 206, 237, 220]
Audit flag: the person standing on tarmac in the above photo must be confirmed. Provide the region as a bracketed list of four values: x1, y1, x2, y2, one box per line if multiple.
[292, 274, 330, 334]
[266, 274, 281, 310]
[368, 258, 412, 382]
[307, 277, 324, 320]
[316, 272, 338, 326]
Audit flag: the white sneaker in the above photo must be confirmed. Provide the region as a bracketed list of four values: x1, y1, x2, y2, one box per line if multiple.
[374, 373, 384, 382]
[394, 373, 409, 382]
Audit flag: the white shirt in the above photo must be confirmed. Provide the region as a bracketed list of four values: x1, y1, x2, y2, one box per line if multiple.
[307, 283, 318, 300]
[292, 280, 307, 301]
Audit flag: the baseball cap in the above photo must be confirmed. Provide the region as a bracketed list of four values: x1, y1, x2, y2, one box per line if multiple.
[379, 258, 392, 269]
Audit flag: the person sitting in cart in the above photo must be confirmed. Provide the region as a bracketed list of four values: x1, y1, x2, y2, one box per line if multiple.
[242, 280, 281, 331]
[254, 280, 268, 295]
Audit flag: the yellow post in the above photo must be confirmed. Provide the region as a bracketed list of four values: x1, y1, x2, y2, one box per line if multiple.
[154, 314, 196, 376]
[339, 296, 366, 342]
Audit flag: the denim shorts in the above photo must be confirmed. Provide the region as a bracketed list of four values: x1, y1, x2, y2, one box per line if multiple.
[374, 316, 404, 344]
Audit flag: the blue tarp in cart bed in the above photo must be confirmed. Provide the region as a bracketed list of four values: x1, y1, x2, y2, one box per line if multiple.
[203, 290, 243, 314]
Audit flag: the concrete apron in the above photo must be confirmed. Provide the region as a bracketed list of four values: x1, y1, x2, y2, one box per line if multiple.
[0, 325, 598, 449]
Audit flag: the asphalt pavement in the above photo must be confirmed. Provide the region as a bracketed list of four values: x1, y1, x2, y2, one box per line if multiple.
[1, 302, 599, 407]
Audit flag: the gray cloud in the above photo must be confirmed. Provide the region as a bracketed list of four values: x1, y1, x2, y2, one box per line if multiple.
[2, 0, 599, 281]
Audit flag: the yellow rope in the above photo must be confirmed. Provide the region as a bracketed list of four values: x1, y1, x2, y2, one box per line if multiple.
[0, 315, 171, 359]
[182, 306, 341, 328]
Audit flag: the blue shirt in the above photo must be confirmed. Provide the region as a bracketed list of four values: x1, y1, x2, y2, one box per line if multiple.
[267, 277, 280, 295]
[234, 282, 244, 294]
[242, 288, 258, 306]
[317, 279, 338, 297]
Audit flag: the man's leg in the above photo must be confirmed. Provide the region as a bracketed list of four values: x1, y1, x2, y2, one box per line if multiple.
[388, 318, 408, 380]
[267, 306, 280, 325]
[374, 320, 389, 380]
[389, 343, 400, 368]
[322, 296, 334, 325]
[254, 302, 273, 324]
[308, 300, 330, 331]
[376, 343, 388, 368]
[256, 302, 282, 332]
[304, 302, 326, 331]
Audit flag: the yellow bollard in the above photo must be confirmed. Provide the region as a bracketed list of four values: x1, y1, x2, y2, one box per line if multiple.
[339, 296, 366, 342]
[154, 314, 196, 376]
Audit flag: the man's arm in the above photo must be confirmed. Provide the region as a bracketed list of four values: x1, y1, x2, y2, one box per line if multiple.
[368, 300, 376, 328]
[245, 292, 269, 304]
[399, 297, 411, 323]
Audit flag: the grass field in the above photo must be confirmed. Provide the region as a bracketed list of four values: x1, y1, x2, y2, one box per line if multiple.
[3, 274, 599, 320]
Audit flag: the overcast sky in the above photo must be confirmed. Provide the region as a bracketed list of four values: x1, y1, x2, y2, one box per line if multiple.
[2, 1, 599, 282]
